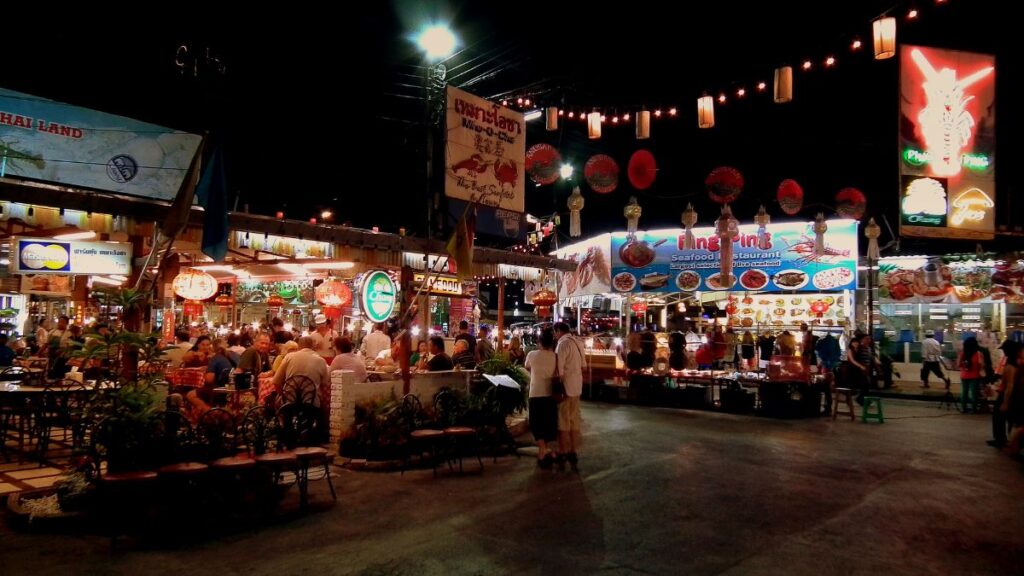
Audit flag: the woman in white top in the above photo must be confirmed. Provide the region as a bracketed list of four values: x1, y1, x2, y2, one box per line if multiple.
[524, 328, 558, 469]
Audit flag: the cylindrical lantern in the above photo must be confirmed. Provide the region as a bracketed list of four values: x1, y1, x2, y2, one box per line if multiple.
[567, 186, 585, 238]
[587, 111, 602, 139]
[716, 205, 740, 287]
[533, 288, 557, 318]
[755, 205, 771, 250]
[697, 95, 715, 129]
[624, 196, 642, 234]
[814, 212, 828, 257]
[774, 66, 793, 103]
[267, 294, 285, 309]
[865, 217, 882, 261]
[681, 203, 698, 250]
[873, 16, 896, 60]
[546, 107, 559, 131]
[636, 110, 651, 140]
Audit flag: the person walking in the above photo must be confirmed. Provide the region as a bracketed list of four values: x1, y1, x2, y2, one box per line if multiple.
[920, 330, 951, 389]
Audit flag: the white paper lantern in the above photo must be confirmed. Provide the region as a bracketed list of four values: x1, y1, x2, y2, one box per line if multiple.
[774, 66, 793, 103]
[873, 16, 896, 60]
[697, 95, 715, 129]
[588, 111, 602, 139]
[546, 107, 558, 131]
[636, 110, 651, 140]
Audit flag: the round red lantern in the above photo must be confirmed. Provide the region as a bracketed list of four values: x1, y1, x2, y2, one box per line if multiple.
[706, 166, 744, 204]
[215, 294, 234, 308]
[323, 306, 343, 321]
[584, 154, 619, 194]
[835, 187, 867, 220]
[315, 278, 353, 308]
[172, 269, 218, 301]
[627, 150, 657, 190]
[267, 294, 285, 308]
[183, 300, 205, 317]
[532, 288, 558, 318]
[631, 301, 648, 313]
[777, 179, 804, 215]
[525, 144, 562, 185]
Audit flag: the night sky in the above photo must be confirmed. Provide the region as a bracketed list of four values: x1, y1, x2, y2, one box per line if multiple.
[1, 1, 1015, 256]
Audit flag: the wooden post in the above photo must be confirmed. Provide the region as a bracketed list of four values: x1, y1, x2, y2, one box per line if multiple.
[400, 266, 414, 396]
[497, 277, 505, 351]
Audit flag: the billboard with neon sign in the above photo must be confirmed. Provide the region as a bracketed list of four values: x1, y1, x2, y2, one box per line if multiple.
[899, 45, 995, 240]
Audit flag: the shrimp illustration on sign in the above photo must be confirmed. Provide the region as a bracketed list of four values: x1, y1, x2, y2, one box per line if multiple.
[783, 235, 850, 265]
[910, 48, 994, 178]
[0, 140, 46, 175]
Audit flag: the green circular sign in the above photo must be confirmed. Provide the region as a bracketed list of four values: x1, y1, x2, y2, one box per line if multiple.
[361, 271, 396, 323]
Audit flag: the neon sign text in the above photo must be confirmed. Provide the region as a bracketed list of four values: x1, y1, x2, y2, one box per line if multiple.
[902, 148, 991, 172]
[950, 188, 993, 226]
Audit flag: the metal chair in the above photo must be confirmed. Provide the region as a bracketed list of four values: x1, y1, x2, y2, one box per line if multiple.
[282, 375, 319, 406]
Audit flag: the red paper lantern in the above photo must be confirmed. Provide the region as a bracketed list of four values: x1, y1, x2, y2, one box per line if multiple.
[706, 166, 744, 204]
[323, 306, 343, 321]
[777, 179, 804, 215]
[183, 300, 205, 317]
[525, 144, 562, 185]
[315, 278, 353, 308]
[631, 301, 648, 313]
[267, 294, 285, 308]
[835, 187, 867, 220]
[214, 294, 234, 308]
[627, 150, 657, 190]
[532, 288, 558, 318]
[584, 154, 619, 194]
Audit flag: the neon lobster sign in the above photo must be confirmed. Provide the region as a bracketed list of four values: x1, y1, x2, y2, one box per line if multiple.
[910, 48, 994, 178]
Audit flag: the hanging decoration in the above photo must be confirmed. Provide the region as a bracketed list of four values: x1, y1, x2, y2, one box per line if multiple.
[267, 294, 285, 309]
[865, 217, 882, 261]
[873, 16, 897, 60]
[627, 150, 657, 190]
[532, 288, 557, 318]
[697, 95, 715, 128]
[183, 300, 204, 317]
[774, 66, 793, 103]
[681, 203, 698, 250]
[814, 213, 828, 256]
[776, 179, 804, 215]
[545, 107, 559, 131]
[215, 294, 234, 308]
[631, 300, 648, 314]
[705, 166, 744, 204]
[172, 269, 218, 301]
[716, 205, 740, 286]
[624, 197, 642, 234]
[315, 277, 353, 308]
[835, 187, 867, 220]
[584, 154, 619, 194]
[525, 144, 562, 185]
[567, 186, 585, 238]
[755, 205, 771, 250]
[636, 110, 651, 140]
[587, 111, 602, 139]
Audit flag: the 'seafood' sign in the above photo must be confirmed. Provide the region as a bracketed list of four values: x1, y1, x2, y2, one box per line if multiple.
[413, 273, 463, 296]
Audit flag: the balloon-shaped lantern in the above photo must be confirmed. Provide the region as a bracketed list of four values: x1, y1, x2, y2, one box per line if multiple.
[814, 213, 828, 257]
[532, 288, 557, 318]
[681, 203, 698, 250]
[706, 166, 744, 204]
[567, 186, 585, 238]
[267, 294, 285, 309]
[584, 154, 619, 194]
[627, 150, 657, 190]
[777, 179, 804, 215]
[183, 300, 205, 317]
[835, 187, 867, 220]
[215, 294, 234, 309]
[716, 205, 740, 285]
[316, 277, 353, 321]
[172, 269, 218, 301]
[755, 205, 771, 250]
[865, 217, 882, 261]
[525, 143, 562, 185]
[624, 197, 642, 234]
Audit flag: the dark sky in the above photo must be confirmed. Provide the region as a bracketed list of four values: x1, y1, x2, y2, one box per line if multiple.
[1, 1, 1015, 255]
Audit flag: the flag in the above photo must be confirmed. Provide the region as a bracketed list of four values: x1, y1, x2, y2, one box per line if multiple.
[446, 205, 476, 280]
[160, 137, 205, 238]
[195, 144, 229, 262]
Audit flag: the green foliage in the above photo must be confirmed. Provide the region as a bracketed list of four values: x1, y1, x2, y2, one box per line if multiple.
[87, 382, 163, 472]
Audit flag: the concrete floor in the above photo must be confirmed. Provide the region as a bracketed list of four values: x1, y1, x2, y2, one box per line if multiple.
[2, 401, 1023, 576]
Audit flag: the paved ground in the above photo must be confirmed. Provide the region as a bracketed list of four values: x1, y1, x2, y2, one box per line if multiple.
[2, 400, 1022, 576]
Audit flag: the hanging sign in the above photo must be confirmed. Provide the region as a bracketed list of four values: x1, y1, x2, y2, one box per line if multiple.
[361, 270, 397, 323]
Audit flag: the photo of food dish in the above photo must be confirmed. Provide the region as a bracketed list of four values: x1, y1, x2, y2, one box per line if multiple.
[675, 270, 701, 291]
[639, 272, 670, 289]
[705, 272, 735, 290]
[812, 267, 855, 290]
[739, 269, 769, 290]
[773, 270, 808, 290]
[613, 272, 637, 292]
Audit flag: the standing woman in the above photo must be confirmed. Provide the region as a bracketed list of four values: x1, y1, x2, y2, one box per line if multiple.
[989, 340, 1020, 448]
[959, 337, 984, 414]
[524, 328, 558, 469]
[507, 336, 527, 366]
[741, 331, 756, 371]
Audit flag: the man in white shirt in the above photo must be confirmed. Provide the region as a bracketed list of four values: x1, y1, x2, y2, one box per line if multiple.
[309, 315, 338, 358]
[48, 316, 73, 350]
[361, 322, 391, 362]
[35, 320, 50, 352]
[920, 330, 950, 389]
[554, 321, 586, 471]
[272, 336, 331, 407]
[329, 336, 367, 383]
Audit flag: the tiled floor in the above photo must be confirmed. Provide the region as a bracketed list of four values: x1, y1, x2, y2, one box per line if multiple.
[1, 426, 72, 494]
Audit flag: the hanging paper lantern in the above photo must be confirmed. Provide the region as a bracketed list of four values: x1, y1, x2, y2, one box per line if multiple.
[814, 213, 828, 256]
[636, 110, 651, 140]
[267, 294, 285, 309]
[624, 197, 642, 234]
[777, 179, 804, 215]
[627, 150, 657, 190]
[873, 16, 896, 60]
[681, 203, 698, 250]
[532, 288, 557, 318]
[546, 107, 558, 131]
[215, 294, 235, 308]
[584, 154, 619, 194]
[717, 205, 740, 286]
[315, 277, 353, 309]
[323, 306, 343, 321]
[774, 66, 793, 103]
[810, 300, 830, 316]
[183, 300, 205, 317]
[755, 205, 771, 250]
[697, 95, 715, 129]
[587, 111, 602, 139]
[172, 269, 218, 301]
[567, 186, 585, 238]
[525, 144, 562, 186]
[835, 187, 867, 220]
[631, 301, 648, 313]
[865, 217, 882, 261]
[706, 166, 744, 204]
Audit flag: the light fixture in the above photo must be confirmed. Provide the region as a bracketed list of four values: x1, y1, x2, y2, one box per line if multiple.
[524, 109, 542, 121]
[774, 66, 793, 103]
[524, 98, 531, 106]
[587, 111, 602, 139]
[559, 164, 574, 180]
[568, 111, 575, 119]
[907, 8, 918, 19]
[852, 38, 862, 50]
[51, 227, 97, 240]
[737, 88, 746, 97]
[622, 112, 630, 121]
[415, 24, 457, 60]
[320, 210, 333, 219]
[546, 107, 558, 130]
[654, 109, 662, 117]
[718, 94, 726, 104]
[668, 107, 677, 116]
[193, 264, 235, 271]
[825, 56, 835, 67]
[802, 60, 812, 70]
[277, 263, 308, 275]
[697, 95, 715, 129]
[91, 276, 124, 286]
[108, 275, 129, 282]
[558, 109, 564, 116]
[636, 110, 651, 139]
[517, 97, 523, 105]
[611, 116, 619, 123]
[0, 258, 9, 266]
[873, 16, 897, 59]
[301, 261, 356, 270]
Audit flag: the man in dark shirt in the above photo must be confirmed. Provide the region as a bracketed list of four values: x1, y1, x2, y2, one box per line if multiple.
[237, 333, 272, 374]
[427, 336, 454, 371]
[454, 320, 476, 356]
[0, 334, 16, 367]
[270, 317, 291, 345]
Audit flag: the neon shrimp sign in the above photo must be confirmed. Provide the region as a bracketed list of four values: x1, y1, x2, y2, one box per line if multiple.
[910, 48, 994, 178]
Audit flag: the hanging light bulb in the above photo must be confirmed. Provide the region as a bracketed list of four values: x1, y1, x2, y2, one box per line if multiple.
[852, 38, 862, 50]
[568, 111, 575, 119]
[737, 88, 746, 97]
[907, 8, 918, 19]
[654, 109, 662, 117]
[718, 94, 727, 104]
[622, 112, 630, 121]
[697, 95, 714, 129]
[802, 60, 812, 70]
[668, 107, 677, 116]
[825, 56, 836, 67]
[757, 82, 767, 91]
[774, 66, 793, 103]
[873, 16, 897, 59]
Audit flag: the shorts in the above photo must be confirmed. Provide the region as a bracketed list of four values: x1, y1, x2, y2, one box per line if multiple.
[528, 397, 558, 442]
[558, 396, 582, 432]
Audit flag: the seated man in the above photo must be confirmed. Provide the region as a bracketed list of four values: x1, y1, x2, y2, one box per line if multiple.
[451, 338, 476, 369]
[426, 336, 454, 371]
[272, 336, 331, 407]
[329, 337, 367, 382]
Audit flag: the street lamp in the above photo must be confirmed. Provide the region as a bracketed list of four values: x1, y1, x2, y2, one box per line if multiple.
[560, 164, 574, 180]
[416, 25, 457, 60]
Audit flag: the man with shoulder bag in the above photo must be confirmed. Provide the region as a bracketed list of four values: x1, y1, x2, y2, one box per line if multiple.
[553, 322, 586, 471]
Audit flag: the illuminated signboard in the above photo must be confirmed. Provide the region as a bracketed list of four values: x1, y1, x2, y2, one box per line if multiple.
[899, 46, 995, 240]
[413, 273, 463, 296]
[360, 270, 396, 323]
